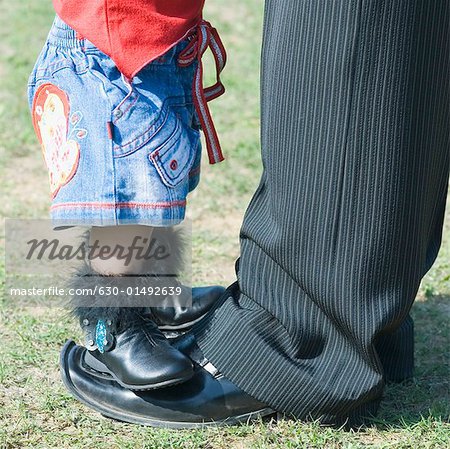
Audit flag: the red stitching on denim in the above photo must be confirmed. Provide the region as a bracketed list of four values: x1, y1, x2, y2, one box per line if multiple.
[117, 93, 138, 120]
[50, 200, 186, 210]
[112, 93, 138, 125]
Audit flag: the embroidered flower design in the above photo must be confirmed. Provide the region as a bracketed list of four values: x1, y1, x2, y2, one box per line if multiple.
[32, 84, 87, 198]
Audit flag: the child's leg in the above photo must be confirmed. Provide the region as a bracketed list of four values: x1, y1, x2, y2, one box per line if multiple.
[88, 225, 225, 328]
[28, 16, 225, 391]
[89, 225, 153, 276]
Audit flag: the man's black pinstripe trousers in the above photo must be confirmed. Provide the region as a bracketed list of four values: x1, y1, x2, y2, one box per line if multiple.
[194, 0, 449, 424]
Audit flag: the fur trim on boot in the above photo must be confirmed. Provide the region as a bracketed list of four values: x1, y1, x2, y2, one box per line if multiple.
[68, 226, 185, 348]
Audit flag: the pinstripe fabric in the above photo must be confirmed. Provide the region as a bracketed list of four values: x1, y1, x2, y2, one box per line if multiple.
[194, 0, 449, 423]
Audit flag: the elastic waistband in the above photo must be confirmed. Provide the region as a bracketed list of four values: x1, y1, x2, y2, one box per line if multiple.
[47, 15, 189, 61]
[47, 15, 90, 49]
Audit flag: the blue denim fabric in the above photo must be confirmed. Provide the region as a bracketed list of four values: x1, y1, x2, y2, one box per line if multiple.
[28, 16, 202, 227]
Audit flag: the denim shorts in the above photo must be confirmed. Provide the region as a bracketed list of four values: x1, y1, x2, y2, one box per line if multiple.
[28, 16, 202, 227]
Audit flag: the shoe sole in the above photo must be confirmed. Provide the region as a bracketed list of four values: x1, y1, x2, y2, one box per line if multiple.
[60, 340, 276, 428]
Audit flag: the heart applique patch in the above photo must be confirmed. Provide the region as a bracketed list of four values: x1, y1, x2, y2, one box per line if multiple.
[32, 84, 87, 198]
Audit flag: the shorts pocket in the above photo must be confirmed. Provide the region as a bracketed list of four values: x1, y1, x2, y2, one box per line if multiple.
[148, 110, 200, 188]
[110, 87, 163, 157]
[83, 51, 164, 158]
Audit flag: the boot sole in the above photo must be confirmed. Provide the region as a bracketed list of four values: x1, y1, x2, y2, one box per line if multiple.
[60, 340, 276, 428]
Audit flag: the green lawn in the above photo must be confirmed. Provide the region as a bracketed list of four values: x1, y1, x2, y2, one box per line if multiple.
[0, 1, 449, 448]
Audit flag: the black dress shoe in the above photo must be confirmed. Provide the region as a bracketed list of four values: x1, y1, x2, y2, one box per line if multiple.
[80, 312, 194, 391]
[60, 339, 275, 428]
[149, 285, 226, 331]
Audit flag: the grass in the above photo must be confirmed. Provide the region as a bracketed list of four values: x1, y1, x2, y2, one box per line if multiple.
[0, 0, 449, 448]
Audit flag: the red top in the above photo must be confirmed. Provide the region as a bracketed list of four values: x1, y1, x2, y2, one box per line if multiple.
[53, 0, 227, 164]
[53, 0, 205, 79]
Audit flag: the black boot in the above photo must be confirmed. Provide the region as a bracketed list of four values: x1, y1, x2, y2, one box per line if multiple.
[70, 259, 194, 390]
[69, 227, 220, 389]
[138, 227, 226, 335]
[75, 282, 225, 389]
[149, 285, 226, 334]
[77, 305, 194, 391]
